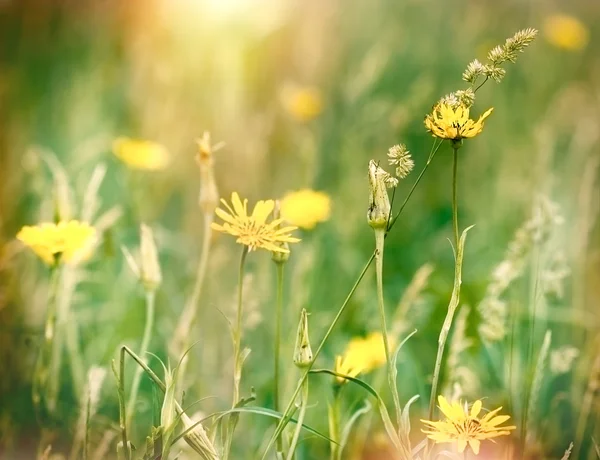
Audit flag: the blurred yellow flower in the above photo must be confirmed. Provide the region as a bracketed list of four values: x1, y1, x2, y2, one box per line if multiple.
[421, 396, 516, 455]
[113, 137, 169, 170]
[212, 192, 300, 253]
[16, 220, 96, 265]
[334, 332, 388, 384]
[544, 14, 589, 51]
[282, 85, 323, 122]
[280, 189, 331, 230]
[425, 103, 493, 141]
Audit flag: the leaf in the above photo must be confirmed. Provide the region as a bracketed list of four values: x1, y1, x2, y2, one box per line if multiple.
[399, 394, 420, 445]
[339, 400, 371, 455]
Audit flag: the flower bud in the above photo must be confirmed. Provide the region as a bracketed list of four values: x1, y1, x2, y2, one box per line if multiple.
[196, 132, 220, 215]
[293, 309, 313, 368]
[140, 224, 162, 292]
[367, 160, 392, 230]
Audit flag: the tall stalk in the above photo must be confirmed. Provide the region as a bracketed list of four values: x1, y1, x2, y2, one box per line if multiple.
[374, 229, 402, 425]
[126, 290, 156, 427]
[274, 262, 285, 453]
[232, 246, 249, 405]
[286, 378, 309, 460]
[427, 143, 463, 427]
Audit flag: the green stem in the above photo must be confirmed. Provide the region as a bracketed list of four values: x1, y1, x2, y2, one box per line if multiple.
[374, 229, 402, 426]
[285, 377, 309, 460]
[329, 390, 342, 460]
[233, 246, 249, 406]
[426, 142, 461, 450]
[451, 145, 460, 248]
[274, 262, 285, 453]
[126, 290, 156, 428]
[118, 347, 131, 460]
[388, 138, 442, 233]
[32, 265, 60, 420]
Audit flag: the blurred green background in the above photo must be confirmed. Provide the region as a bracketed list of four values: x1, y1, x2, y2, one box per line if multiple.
[1, 0, 599, 458]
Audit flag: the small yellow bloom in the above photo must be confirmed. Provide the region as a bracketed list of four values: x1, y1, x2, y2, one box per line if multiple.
[211, 192, 300, 253]
[16, 220, 96, 265]
[113, 137, 169, 170]
[425, 103, 493, 141]
[282, 85, 323, 122]
[421, 395, 516, 455]
[280, 189, 331, 230]
[544, 14, 589, 51]
[334, 332, 388, 384]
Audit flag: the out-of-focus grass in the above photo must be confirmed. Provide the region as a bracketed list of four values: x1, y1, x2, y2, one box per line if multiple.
[1, 0, 599, 458]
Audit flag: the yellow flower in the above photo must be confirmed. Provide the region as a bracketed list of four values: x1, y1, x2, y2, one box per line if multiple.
[282, 85, 323, 122]
[113, 137, 169, 170]
[280, 189, 331, 230]
[425, 103, 493, 141]
[421, 396, 516, 455]
[334, 332, 388, 384]
[544, 14, 589, 51]
[16, 220, 97, 265]
[211, 192, 300, 253]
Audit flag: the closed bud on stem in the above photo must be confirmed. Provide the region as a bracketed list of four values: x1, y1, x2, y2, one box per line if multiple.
[140, 224, 162, 292]
[196, 132, 222, 215]
[293, 308, 313, 368]
[367, 160, 393, 230]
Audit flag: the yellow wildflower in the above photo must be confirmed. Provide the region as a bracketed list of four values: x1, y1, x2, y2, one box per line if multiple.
[425, 103, 493, 141]
[544, 14, 589, 51]
[282, 85, 323, 122]
[211, 192, 300, 253]
[421, 395, 516, 455]
[334, 332, 388, 384]
[280, 189, 331, 230]
[16, 220, 96, 265]
[113, 137, 169, 170]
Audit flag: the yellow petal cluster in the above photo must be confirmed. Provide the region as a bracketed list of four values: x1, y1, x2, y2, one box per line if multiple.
[280, 189, 331, 230]
[212, 192, 300, 253]
[16, 220, 97, 265]
[282, 85, 323, 122]
[334, 332, 388, 384]
[543, 14, 589, 51]
[421, 395, 516, 455]
[113, 137, 170, 170]
[425, 103, 493, 140]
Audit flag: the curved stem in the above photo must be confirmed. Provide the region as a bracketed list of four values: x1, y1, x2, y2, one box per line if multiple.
[285, 378, 309, 460]
[274, 262, 285, 453]
[126, 290, 156, 427]
[374, 229, 402, 426]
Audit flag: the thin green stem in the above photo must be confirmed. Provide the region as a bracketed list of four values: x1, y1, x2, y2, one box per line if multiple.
[374, 229, 402, 426]
[329, 391, 342, 460]
[388, 139, 442, 233]
[274, 262, 285, 453]
[33, 265, 60, 420]
[233, 246, 249, 406]
[426, 142, 462, 454]
[452, 145, 460, 248]
[285, 378, 309, 460]
[126, 290, 156, 428]
[118, 347, 131, 460]
[262, 252, 376, 459]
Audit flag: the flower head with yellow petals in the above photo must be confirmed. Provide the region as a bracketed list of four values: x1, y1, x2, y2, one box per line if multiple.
[212, 192, 300, 253]
[280, 189, 331, 230]
[282, 85, 323, 122]
[425, 103, 493, 141]
[17, 220, 97, 266]
[113, 137, 170, 170]
[334, 332, 388, 384]
[544, 14, 589, 51]
[421, 395, 516, 455]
